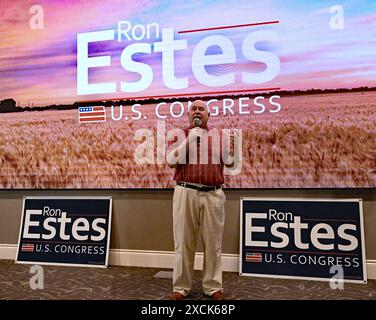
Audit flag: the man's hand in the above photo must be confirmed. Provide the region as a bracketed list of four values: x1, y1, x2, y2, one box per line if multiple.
[187, 127, 204, 144]
[166, 128, 204, 168]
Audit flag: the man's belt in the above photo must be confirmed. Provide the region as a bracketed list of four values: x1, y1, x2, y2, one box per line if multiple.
[177, 181, 222, 192]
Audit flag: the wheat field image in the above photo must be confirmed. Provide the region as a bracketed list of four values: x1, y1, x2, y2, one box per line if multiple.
[0, 91, 375, 189]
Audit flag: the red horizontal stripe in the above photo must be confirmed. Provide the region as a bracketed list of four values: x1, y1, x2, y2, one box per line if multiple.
[79, 117, 106, 122]
[304, 219, 358, 222]
[178, 20, 280, 34]
[93, 107, 105, 111]
[77, 87, 281, 104]
[19, 239, 105, 244]
[248, 248, 359, 256]
[79, 111, 105, 117]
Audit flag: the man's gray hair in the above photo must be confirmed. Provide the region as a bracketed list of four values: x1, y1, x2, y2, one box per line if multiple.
[188, 99, 209, 112]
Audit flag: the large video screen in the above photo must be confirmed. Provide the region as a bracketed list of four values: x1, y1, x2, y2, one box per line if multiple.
[1, 0, 375, 189]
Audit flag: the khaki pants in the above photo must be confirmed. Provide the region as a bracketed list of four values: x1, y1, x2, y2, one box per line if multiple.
[172, 185, 226, 296]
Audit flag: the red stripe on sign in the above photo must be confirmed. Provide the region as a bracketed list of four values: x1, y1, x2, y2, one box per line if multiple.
[245, 248, 359, 256]
[93, 106, 105, 111]
[80, 111, 105, 117]
[21, 244, 34, 252]
[79, 117, 106, 122]
[76, 87, 281, 104]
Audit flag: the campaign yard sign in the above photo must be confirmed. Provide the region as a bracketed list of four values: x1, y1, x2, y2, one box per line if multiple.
[240, 198, 367, 283]
[16, 196, 112, 268]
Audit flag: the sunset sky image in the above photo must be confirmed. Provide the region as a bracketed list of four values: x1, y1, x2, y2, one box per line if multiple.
[1, 0, 376, 106]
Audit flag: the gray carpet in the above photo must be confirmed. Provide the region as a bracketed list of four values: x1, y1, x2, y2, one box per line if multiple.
[0, 260, 375, 300]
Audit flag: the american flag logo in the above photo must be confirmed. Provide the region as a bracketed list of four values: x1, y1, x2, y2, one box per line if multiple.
[21, 243, 34, 252]
[245, 252, 262, 263]
[78, 106, 106, 123]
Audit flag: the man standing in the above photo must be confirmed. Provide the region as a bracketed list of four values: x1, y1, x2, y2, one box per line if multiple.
[167, 99, 234, 300]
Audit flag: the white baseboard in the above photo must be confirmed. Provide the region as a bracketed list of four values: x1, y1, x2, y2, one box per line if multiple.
[0, 244, 18, 260]
[367, 260, 376, 280]
[2, 244, 376, 279]
[109, 248, 238, 272]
